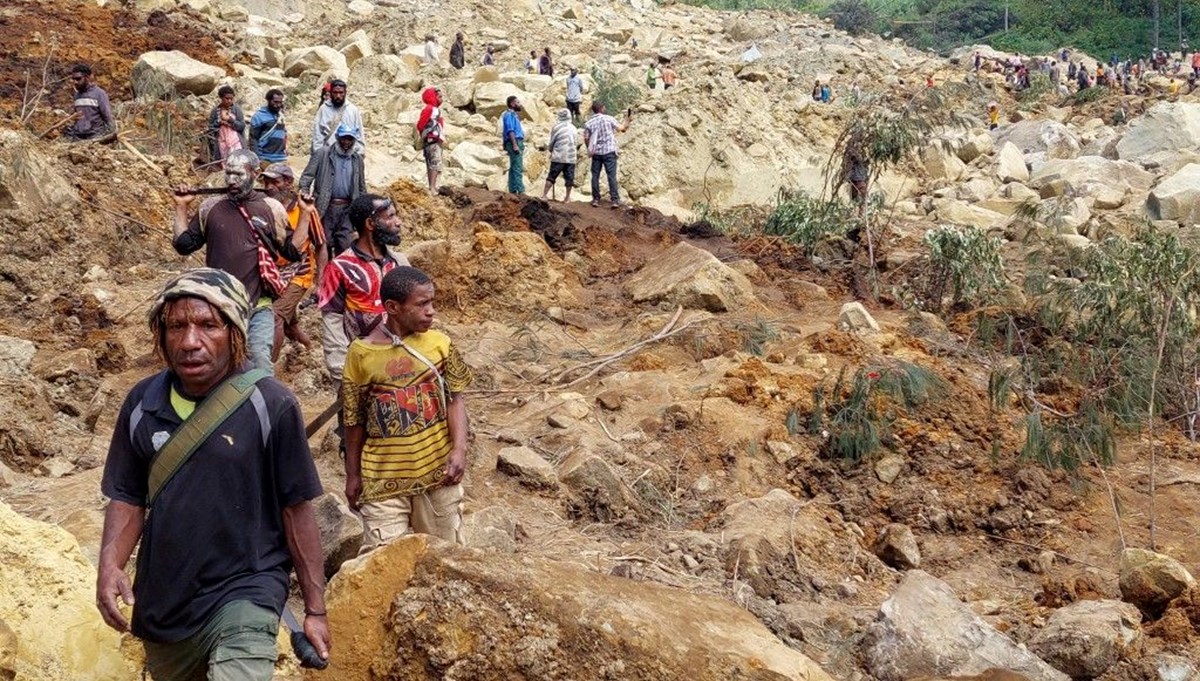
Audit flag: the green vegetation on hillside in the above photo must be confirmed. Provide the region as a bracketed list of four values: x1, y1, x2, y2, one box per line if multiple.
[675, 0, 1200, 60]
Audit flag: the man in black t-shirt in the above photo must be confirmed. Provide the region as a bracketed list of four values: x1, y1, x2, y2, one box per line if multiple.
[96, 268, 330, 681]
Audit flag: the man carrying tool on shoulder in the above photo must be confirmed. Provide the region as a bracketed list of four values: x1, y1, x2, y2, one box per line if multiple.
[96, 268, 330, 680]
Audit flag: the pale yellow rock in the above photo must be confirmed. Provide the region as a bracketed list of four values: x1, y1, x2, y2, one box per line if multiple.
[0, 501, 137, 681]
[311, 534, 834, 681]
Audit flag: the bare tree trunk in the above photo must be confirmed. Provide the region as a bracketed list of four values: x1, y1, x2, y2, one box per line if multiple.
[1154, 0, 1162, 50]
[1179, 0, 1185, 52]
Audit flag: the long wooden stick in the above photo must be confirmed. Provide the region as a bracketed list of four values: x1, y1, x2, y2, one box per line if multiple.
[118, 135, 165, 175]
[37, 112, 78, 138]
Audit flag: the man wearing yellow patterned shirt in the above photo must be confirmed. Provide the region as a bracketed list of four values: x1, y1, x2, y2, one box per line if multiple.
[341, 266, 472, 549]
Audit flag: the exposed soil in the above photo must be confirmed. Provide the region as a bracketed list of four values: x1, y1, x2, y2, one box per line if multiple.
[0, 0, 229, 128]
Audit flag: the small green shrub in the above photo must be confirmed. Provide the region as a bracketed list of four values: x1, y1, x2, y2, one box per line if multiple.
[913, 224, 1006, 311]
[735, 318, 780, 357]
[809, 360, 946, 464]
[589, 66, 640, 118]
[762, 189, 856, 256]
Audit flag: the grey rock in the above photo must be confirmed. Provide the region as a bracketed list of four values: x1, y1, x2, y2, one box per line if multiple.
[839, 302, 879, 332]
[313, 493, 362, 578]
[1119, 547, 1196, 616]
[872, 523, 920, 570]
[1029, 599, 1141, 679]
[497, 446, 559, 490]
[862, 570, 1069, 681]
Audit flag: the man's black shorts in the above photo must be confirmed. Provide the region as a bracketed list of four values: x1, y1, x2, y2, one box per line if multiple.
[548, 162, 576, 187]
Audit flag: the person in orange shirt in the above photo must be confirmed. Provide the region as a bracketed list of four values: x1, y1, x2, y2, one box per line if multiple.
[261, 163, 327, 361]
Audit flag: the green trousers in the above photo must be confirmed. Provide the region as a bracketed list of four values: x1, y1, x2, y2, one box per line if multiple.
[142, 600, 279, 681]
[506, 139, 525, 194]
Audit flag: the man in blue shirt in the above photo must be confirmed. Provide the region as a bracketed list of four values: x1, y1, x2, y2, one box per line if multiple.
[248, 89, 288, 164]
[501, 96, 525, 194]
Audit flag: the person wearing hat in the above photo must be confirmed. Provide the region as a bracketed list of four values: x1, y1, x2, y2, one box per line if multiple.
[261, 163, 326, 361]
[311, 79, 364, 153]
[96, 268, 330, 680]
[542, 109, 578, 202]
[300, 124, 366, 258]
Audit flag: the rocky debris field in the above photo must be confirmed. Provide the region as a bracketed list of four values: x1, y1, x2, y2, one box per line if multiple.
[2, 0, 1200, 680]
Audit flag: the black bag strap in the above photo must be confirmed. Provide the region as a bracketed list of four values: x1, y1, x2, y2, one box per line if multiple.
[146, 368, 271, 506]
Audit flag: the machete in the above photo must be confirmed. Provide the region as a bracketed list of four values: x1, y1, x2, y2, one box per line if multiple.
[305, 400, 341, 439]
[281, 606, 329, 669]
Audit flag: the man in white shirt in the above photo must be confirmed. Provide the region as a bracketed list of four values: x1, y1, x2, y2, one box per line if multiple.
[311, 80, 364, 154]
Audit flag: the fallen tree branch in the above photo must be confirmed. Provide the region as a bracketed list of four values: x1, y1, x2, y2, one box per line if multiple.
[551, 307, 695, 388]
[982, 533, 1114, 574]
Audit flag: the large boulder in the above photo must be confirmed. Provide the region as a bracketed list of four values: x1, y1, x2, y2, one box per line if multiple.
[1147, 163, 1200, 221]
[349, 54, 421, 92]
[995, 141, 1030, 183]
[0, 132, 78, 219]
[559, 452, 640, 522]
[131, 50, 224, 97]
[314, 534, 834, 681]
[312, 493, 362, 578]
[337, 29, 374, 66]
[1028, 600, 1142, 680]
[1030, 156, 1154, 209]
[1119, 547, 1196, 617]
[623, 241, 756, 312]
[0, 501, 138, 680]
[448, 141, 508, 177]
[862, 570, 1069, 681]
[472, 80, 523, 118]
[999, 120, 1081, 159]
[935, 200, 1007, 229]
[1115, 102, 1200, 165]
[873, 523, 921, 570]
[922, 143, 967, 181]
[282, 45, 347, 78]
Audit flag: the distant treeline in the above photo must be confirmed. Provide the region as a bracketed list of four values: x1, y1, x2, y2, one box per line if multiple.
[676, 0, 1200, 59]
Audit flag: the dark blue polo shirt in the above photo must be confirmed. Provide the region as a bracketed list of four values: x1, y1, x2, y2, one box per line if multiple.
[101, 369, 323, 643]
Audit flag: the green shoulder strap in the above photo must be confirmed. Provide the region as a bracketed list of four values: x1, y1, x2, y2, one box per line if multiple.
[147, 368, 271, 507]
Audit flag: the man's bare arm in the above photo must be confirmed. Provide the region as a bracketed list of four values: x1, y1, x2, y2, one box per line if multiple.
[283, 501, 331, 660]
[96, 500, 144, 632]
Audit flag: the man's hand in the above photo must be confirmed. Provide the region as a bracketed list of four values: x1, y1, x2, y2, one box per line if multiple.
[298, 192, 316, 213]
[442, 447, 467, 485]
[345, 472, 363, 510]
[96, 563, 134, 632]
[304, 614, 331, 661]
[172, 185, 196, 207]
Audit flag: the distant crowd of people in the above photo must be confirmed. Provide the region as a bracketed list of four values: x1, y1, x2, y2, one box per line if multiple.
[972, 44, 1200, 98]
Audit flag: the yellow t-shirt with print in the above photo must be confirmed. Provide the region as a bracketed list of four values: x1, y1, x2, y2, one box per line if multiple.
[342, 330, 473, 503]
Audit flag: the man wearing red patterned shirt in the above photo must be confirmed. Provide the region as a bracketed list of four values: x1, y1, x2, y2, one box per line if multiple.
[318, 193, 409, 386]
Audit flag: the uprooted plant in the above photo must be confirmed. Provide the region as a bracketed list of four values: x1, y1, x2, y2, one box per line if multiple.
[806, 359, 947, 464]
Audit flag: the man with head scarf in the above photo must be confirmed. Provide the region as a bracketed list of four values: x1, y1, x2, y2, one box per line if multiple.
[300, 124, 366, 258]
[172, 149, 300, 373]
[96, 268, 329, 681]
[542, 109, 577, 202]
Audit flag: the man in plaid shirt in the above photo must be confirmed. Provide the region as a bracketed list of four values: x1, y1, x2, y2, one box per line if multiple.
[583, 102, 632, 208]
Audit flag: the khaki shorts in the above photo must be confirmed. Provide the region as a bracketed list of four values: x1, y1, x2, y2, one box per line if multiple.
[423, 142, 443, 172]
[358, 483, 464, 552]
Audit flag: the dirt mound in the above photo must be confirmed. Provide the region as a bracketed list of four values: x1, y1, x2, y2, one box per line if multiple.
[0, 0, 229, 128]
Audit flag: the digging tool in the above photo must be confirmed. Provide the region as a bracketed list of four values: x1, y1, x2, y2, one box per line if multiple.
[280, 606, 329, 669]
[305, 399, 341, 439]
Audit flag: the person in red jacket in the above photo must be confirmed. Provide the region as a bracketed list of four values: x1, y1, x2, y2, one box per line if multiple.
[416, 87, 445, 195]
